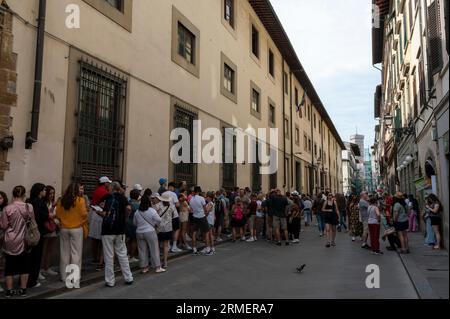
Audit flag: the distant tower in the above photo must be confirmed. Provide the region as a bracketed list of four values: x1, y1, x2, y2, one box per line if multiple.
[350, 134, 365, 163]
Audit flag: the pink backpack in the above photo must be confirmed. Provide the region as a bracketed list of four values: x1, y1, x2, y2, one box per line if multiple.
[234, 205, 243, 220]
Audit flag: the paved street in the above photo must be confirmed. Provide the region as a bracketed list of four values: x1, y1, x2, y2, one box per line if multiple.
[54, 226, 420, 299]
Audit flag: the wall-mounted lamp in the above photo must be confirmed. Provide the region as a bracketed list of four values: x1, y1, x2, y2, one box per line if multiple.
[383, 115, 394, 127]
[0, 135, 14, 150]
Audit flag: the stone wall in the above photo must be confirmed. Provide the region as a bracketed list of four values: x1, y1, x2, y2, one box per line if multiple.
[0, 4, 17, 181]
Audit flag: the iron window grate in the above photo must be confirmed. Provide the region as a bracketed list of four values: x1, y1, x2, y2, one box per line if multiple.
[74, 61, 127, 195]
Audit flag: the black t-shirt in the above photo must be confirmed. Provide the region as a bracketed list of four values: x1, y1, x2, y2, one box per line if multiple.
[28, 198, 49, 235]
[101, 192, 129, 236]
[272, 196, 289, 218]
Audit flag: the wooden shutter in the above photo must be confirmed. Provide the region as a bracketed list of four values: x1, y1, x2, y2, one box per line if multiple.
[427, 0, 443, 76]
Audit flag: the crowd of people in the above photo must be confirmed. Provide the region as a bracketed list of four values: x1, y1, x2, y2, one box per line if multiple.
[0, 176, 444, 297]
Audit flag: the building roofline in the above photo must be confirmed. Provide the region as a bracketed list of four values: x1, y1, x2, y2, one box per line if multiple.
[248, 0, 346, 150]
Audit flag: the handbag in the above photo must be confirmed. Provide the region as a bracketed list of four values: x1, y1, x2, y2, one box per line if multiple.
[139, 210, 160, 233]
[24, 204, 41, 247]
[44, 218, 58, 233]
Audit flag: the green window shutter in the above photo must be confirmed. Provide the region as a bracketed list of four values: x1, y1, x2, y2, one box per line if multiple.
[427, 0, 443, 76]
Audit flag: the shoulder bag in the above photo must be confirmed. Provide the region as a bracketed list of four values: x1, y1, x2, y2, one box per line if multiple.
[24, 204, 41, 247]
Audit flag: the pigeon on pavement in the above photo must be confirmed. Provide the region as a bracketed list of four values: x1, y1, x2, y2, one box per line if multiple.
[296, 264, 306, 273]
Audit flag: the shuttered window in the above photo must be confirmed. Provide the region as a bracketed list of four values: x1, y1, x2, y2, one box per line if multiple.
[427, 0, 443, 76]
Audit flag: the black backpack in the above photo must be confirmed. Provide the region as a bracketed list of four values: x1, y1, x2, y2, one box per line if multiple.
[215, 198, 225, 216]
[102, 197, 119, 233]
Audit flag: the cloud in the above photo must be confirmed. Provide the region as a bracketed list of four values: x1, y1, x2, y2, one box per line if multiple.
[272, 0, 379, 145]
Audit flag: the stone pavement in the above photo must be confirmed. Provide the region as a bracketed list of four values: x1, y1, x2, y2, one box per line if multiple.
[52, 226, 441, 299]
[0, 228, 448, 299]
[397, 231, 449, 299]
[0, 237, 223, 299]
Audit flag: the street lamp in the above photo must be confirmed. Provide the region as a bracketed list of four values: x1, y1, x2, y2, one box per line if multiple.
[405, 155, 414, 164]
[383, 115, 394, 127]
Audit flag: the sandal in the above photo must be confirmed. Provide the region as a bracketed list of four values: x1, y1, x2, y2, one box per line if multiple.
[433, 246, 440, 250]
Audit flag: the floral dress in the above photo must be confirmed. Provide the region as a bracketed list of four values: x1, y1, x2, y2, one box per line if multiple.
[349, 203, 363, 237]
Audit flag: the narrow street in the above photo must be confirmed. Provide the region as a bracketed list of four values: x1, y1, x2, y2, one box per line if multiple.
[54, 227, 419, 299]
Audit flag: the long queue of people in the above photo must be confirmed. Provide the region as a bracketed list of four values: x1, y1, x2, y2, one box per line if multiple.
[1, 176, 444, 298]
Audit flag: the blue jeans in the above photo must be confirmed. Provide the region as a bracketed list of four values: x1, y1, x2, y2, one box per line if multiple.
[304, 209, 312, 225]
[424, 217, 436, 245]
[317, 213, 325, 233]
[338, 211, 347, 230]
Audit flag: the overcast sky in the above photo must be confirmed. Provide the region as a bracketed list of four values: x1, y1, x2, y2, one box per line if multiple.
[271, 0, 380, 149]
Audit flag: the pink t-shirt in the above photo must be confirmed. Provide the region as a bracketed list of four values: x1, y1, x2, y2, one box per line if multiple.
[0, 201, 35, 255]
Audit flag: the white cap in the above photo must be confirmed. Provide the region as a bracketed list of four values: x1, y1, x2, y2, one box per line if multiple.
[133, 184, 143, 191]
[99, 176, 112, 184]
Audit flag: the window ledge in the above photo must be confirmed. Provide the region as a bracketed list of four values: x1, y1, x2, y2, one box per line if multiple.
[83, 0, 133, 32]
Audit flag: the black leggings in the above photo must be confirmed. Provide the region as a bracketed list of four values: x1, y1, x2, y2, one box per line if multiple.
[27, 238, 44, 288]
[288, 218, 301, 240]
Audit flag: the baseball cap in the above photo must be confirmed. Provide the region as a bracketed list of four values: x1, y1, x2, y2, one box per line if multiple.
[99, 176, 112, 184]
[133, 184, 143, 191]
[159, 178, 167, 185]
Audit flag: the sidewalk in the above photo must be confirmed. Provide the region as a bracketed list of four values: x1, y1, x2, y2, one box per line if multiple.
[0, 237, 230, 299]
[397, 231, 449, 299]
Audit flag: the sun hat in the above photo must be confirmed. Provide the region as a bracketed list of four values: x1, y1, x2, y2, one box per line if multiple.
[159, 193, 171, 203]
[133, 184, 143, 191]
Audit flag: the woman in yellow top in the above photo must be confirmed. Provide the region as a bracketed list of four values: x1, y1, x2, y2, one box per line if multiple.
[55, 182, 88, 288]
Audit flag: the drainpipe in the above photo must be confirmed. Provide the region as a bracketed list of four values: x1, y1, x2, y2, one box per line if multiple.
[26, 0, 46, 149]
[289, 72, 294, 190]
[281, 60, 286, 188]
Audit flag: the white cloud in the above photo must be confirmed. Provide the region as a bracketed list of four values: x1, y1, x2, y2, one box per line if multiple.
[271, 0, 379, 144]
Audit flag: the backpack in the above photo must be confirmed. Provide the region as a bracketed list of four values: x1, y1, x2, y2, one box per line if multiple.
[215, 198, 225, 216]
[24, 204, 40, 247]
[102, 197, 119, 233]
[234, 205, 243, 220]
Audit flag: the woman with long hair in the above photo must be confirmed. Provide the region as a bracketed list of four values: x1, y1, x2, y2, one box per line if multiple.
[26, 183, 48, 288]
[41, 185, 59, 277]
[0, 186, 35, 297]
[393, 192, 409, 254]
[133, 196, 165, 274]
[55, 182, 88, 287]
[322, 193, 340, 248]
[425, 194, 442, 250]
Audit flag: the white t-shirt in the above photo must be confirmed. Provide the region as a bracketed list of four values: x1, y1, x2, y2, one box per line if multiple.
[368, 206, 380, 225]
[303, 200, 313, 210]
[162, 190, 179, 218]
[133, 208, 161, 234]
[190, 195, 206, 218]
[206, 201, 215, 226]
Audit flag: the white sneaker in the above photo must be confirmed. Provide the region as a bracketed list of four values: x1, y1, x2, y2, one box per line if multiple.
[200, 247, 210, 254]
[171, 246, 183, 253]
[216, 237, 223, 242]
[129, 257, 139, 263]
[185, 235, 192, 242]
[184, 244, 192, 250]
[0, 286, 3, 292]
[38, 273, 46, 281]
[32, 282, 42, 288]
[246, 237, 255, 242]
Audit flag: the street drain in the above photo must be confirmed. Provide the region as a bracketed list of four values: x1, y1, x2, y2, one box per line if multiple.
[426, 268, 449, 271]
